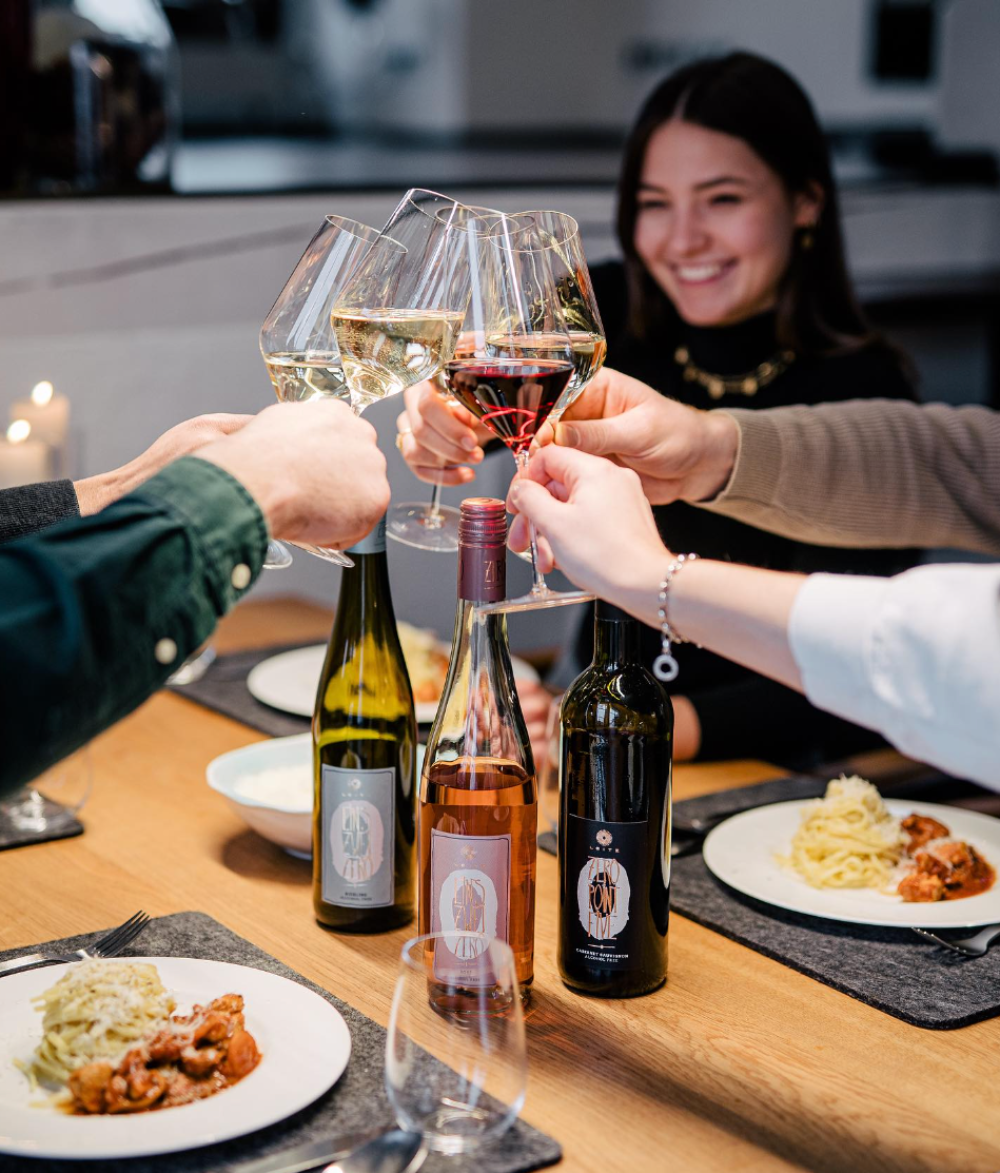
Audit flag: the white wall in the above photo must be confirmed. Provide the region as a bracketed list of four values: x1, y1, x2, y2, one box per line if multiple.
[297, 0, 943, 136]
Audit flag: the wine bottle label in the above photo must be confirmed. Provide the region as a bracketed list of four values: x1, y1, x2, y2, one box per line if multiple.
[320, 764, 395, 907]
[429, 828, 510, 986]
[566, 814, 648, 969]
[345, 514, 387, 556]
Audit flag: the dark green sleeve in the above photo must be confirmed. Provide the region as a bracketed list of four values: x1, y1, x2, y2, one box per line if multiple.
[0, 457, 268, 796]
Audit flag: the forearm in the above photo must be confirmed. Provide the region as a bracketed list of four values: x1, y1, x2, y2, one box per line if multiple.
[0, 458, 266, 795]
[700, 401, 1000, 555]
[614, 558, 805, 692]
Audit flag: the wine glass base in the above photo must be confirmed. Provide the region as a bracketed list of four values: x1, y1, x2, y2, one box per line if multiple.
[475, 589, 595, 616]
[262, 539, 294, 570]
[295, 542, 355, 568]
[387, 503, 461, 552]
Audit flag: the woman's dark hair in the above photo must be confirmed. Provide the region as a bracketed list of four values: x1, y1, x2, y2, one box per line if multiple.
[617, 52, 885, 359]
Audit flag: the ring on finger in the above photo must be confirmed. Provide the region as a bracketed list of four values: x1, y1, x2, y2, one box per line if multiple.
[394, 424, 412, 454]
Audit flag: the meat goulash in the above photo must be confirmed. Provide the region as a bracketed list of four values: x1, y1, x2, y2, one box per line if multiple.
[783, 776, 995, 902]
[22, 961, 261, 1114]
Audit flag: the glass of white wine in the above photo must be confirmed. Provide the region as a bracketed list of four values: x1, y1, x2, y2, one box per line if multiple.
[259, 214, 384, 570]
[331, 188, 490, 428]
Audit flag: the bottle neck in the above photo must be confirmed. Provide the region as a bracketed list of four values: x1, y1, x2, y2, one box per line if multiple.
[458, 540, 506, 604]
[592, 616, 640, 669]
[335, 548, 395, 637]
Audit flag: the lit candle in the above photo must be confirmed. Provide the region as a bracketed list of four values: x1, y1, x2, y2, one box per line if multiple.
[8, 381, 71, 447]
[0, 420, 52, 489]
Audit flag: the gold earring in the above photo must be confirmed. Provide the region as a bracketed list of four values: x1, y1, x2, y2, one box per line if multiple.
[800, 225, 815, 251]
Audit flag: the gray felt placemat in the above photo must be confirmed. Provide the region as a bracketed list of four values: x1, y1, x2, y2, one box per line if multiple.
[0, 913, 561, 1172]
[167, 642, 314, 738]
[669, 777, 1000, 1030]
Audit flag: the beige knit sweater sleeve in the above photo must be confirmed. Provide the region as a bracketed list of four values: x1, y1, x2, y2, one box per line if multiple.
[699, 399, 1000, 555]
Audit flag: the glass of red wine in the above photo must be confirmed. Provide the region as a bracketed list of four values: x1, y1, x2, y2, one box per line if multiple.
[451, 213, 596, 614]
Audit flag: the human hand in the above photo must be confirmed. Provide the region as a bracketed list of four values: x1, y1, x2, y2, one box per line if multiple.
[507, 445, 668, 601]
[75, 413, 253, 515]
[535, 367, 738, 505]
[196, 400, 389, 550]
[394, 379, 490, 486]
[517, 677, 554, 773]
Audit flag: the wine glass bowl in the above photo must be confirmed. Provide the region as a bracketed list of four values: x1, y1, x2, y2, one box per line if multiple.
[386, 932, 527, 1155]
[331, 190, 488, 413]
[445, 358, 573, 456]
[259, 213, 383, 569]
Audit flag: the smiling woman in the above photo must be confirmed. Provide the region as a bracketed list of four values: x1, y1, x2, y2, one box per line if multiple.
[560, 51, 922, 771]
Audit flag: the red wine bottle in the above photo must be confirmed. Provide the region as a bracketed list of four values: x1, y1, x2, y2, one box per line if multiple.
[445, 358, 573, 454]
[558, 600, 673, 996]
[419, 498, 537, 996]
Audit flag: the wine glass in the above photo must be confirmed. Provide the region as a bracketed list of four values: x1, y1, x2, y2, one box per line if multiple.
[446, 212, 596, 614]
[259, 213, 383, 569]
[386, 204, 503, 553]
[488, 209, 606, 415]
[331, 190, 489, 420]
[489, 209, 606, 572]
[0, 748, 92, 839]
[386, 932, 526, 1155]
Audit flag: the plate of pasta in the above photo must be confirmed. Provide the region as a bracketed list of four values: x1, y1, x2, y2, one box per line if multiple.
[247, 624, 539, 723]
[702, 777, 1000, 928]
[0, 957, 351, 1159]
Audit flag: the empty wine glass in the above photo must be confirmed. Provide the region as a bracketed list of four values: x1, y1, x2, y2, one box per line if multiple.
[259, 213, 383, 569]
[0, 748, 92, 838]
[386, 932, 526, 1155]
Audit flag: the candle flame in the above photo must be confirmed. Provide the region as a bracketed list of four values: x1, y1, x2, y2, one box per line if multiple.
[30, 381, 54, 407]
[7, 419, 32, 444]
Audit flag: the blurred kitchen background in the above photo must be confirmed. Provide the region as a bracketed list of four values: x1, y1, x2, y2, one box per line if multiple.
[1, 0, 999, 651]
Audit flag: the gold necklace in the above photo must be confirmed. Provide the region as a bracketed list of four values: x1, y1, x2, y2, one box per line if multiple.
[673, 346, 795, 399]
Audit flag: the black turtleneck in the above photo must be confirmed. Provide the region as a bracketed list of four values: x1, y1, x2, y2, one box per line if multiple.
[554, 260, 919, 771]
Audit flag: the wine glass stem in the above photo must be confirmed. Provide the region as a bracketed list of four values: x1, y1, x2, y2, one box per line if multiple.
[516, 449, 547, 595]
[428, 481, 443, 520]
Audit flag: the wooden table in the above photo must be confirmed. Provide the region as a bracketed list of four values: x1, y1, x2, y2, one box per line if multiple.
[2, 598, 997, 1173]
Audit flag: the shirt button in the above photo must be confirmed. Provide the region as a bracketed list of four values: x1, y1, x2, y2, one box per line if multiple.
[155, 638, 178, 665]
[231, 563, 252, 591]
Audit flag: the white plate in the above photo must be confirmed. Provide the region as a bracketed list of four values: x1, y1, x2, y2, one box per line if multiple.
[702, 799, 1000, 929]
[248, 643, 539, 724]
[0, 957, 351, 1160]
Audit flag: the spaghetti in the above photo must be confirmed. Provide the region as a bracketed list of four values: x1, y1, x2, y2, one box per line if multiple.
[783, 776, 905, 891]
[24, 960, 175, 1088]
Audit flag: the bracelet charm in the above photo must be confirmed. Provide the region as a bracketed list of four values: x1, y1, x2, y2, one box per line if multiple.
[653, 553, 699, 683]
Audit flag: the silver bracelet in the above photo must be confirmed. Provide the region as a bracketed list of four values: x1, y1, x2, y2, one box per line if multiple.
[653, 553, 699, 683]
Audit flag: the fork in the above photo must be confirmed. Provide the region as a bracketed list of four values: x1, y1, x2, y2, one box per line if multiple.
[910, 924, 1000, 956]
[0, 911, 150, 977]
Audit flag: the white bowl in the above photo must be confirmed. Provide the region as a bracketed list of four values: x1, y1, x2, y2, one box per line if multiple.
[206, 734, 425, 860]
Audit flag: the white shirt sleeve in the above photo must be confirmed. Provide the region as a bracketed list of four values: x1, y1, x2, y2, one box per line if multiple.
[788, 565, 1000, 789]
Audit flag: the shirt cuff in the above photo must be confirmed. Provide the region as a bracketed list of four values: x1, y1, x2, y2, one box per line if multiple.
[135, 456, 269, 611]
[788, 573, 890, 732]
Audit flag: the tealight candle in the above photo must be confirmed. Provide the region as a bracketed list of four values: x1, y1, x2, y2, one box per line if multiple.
[0, 420, 51, 489]
[8, 381, 71, 448]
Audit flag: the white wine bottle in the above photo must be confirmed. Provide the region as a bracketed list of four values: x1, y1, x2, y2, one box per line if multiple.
[558, 600, 673, 996]
[419, 498, 537, 997]
[313, 516, 417, 931]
